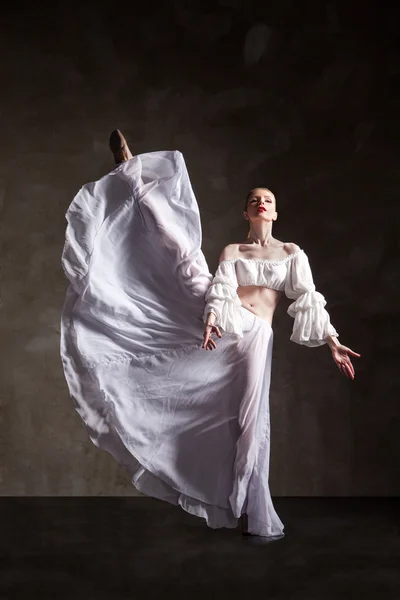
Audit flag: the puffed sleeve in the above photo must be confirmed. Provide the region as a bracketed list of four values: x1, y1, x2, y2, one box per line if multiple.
[203, 261, 243, 337]
[285, 250, 338, 347]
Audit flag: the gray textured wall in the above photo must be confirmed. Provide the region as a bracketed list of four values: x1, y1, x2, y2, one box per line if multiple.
[1, 1, 399, 496]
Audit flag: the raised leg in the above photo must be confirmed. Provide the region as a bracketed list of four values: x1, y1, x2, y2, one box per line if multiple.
[109, 129, 133, 164]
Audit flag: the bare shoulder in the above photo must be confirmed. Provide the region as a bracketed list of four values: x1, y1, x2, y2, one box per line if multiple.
[266, 239, 302, 257]
[218, 241, 301, 263]
[218, 244, 239, 262]
[283, 242, 301, 256]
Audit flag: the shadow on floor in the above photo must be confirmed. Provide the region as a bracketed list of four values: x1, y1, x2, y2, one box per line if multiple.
[1, 497, 399, 599]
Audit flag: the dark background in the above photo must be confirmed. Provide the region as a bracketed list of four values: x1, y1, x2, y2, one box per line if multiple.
[1, 0, 399, 495]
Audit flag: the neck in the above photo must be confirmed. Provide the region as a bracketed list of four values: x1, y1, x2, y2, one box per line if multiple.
[248, 222, 274, 246]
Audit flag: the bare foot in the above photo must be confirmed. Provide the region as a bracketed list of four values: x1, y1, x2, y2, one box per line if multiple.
[109, 129, 133, 164]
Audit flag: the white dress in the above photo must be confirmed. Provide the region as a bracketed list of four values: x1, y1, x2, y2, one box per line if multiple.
[61, 150, 338, 537]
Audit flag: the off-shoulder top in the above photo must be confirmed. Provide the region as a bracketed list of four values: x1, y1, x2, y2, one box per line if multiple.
[203, 248, 338, 347]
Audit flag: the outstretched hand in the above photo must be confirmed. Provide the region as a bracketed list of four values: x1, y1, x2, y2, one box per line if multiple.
[202, 324, 222, 350]
[331, 343, 361, 380]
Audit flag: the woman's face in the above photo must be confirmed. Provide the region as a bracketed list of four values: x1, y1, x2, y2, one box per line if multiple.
[244, 188, 277, 223]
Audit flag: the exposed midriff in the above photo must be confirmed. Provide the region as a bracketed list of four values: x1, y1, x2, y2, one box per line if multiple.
[237, 285, 282, 325]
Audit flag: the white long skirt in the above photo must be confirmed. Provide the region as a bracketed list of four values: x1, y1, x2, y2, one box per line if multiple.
[61, 150, 284, 537]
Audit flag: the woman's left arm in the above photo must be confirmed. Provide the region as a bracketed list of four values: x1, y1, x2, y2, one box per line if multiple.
[285, 249, 361, 379]
[325, 335, 361, 380]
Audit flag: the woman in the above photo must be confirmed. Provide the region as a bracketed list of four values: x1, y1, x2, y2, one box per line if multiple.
[202, 187, 359, 380]
[61, 131, 360, 539]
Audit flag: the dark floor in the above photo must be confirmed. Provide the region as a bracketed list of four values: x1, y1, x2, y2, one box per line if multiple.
[1, 497, 399, 599]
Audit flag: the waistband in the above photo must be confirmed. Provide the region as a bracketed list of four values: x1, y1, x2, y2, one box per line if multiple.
[239, 305, 272, 333]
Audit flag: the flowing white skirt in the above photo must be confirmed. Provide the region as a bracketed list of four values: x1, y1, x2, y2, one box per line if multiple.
[61, 151, 284, 537]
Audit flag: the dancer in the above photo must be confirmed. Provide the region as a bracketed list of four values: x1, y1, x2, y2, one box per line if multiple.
[60, 131, 360, 538]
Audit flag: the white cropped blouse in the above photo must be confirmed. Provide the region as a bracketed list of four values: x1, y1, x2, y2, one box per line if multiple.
[203, 248, 338, 347]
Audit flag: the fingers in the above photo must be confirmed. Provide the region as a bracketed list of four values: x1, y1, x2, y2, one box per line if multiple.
[205, 341, 216, 350]
[201, 332, 210, 349]
[346, 361, 355, 379]
[334, 346, 360, 378]
[201, 332, 217, 350]
[208, 338, 216, 350]
[202, 325, 223, 350]
[342, 346, 361, 358]
[338, 359, 355, 380]
[338, 362, 349, 378]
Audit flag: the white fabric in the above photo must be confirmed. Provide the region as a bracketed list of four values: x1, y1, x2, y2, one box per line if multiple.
[203, 260, 243, 336]
[204, 252, 338, 347]
[61, 151, 284, 537]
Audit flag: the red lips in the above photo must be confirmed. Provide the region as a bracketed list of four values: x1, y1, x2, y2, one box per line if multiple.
[257, 207, 266, 212]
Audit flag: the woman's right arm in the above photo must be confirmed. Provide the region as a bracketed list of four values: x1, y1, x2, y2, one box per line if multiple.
[201, 246, 243, 348]
[203, 246, 231, 327]
[205, 311, 216, 327]
[202, 311, 221, 350]
[201, 248, 228, 350]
